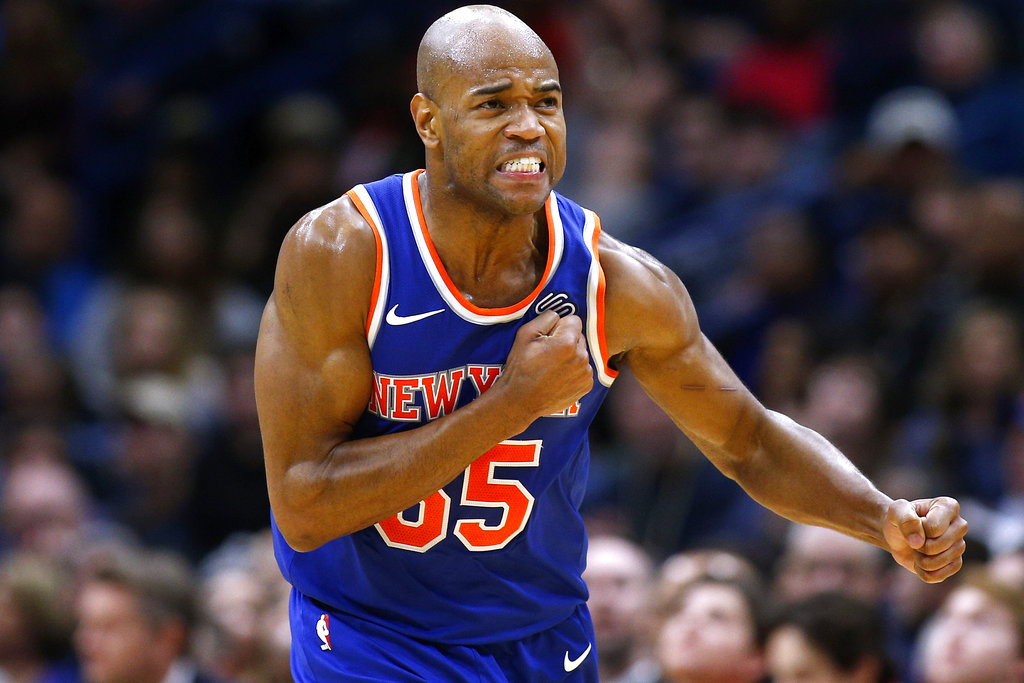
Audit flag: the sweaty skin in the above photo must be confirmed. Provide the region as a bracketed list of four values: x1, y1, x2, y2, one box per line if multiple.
[255, 5, 967, 582]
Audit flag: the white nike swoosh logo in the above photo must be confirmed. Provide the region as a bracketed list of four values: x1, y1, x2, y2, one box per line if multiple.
[563, 643, 592, 672]
[385, 305, 445, 326]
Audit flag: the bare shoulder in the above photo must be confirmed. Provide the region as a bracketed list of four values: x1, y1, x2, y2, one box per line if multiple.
[267, 194, 378, 354]
[597, 232, 700, 361]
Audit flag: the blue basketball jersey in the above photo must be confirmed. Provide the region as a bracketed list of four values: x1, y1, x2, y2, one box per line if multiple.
[272, 170, 618, 645]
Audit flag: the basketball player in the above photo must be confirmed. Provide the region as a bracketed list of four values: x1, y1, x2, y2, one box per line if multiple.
[254, 6, 968, 681]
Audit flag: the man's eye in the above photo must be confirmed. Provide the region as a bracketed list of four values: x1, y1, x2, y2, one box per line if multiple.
[480, 100, 504, 110]
[537, 98, 558, 108]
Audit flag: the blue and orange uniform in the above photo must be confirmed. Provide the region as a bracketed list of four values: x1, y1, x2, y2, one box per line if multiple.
[274, 170, 617, 681]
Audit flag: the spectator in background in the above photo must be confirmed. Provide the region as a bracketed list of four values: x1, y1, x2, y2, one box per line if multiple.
[0, 456, 99, 561]
[765, 591, 897, 683]
[0, 172, 94, 355]
[653, 548, 765, 606]
[72, 278, 225, 427]
[569, 118, 660, 244]
[796, 354, 888, 478]
[913, 1, 1024, 178]
[584, 369, 770, 559]
[74, 545, 233, 683]
[908, 177, 1024, 314]
[584, 535, 659, 683]
[0, 552, 78, 683]
[653, 577, 767, 683]
[651, 99, 831, 309]
[0, 0, 81, 169]
[187, 349, 270, 558]
[915, 568, 1024, 683]
[751, 319, 815, 417]
[774, 523, 889, 605]
[221, 93, 345, 297]
[108, 383, 201, 558]
[951, 179, 1024, 308]
[652, 94, 727, 208]
[863, 86, 961, 192]
[193, 532, 289, 683]
[699, 205, 832, 389]
[828, 84, 961, 254]
[885, 554, 961, 679]
[584, 367, 698, 547]
[718, 0, 836, 130]
[989, 551, 1024, 592]
[902, 303, 1023, 506]
[112, 287, 221, 429]
[956, 396, 1024, 556]
[69, 182, 262, 421]
[566, 0, 673, 122]
[838, 216, 948, 415]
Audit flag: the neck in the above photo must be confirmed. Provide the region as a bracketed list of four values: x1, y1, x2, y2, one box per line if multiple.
[418, 170, 549, 308]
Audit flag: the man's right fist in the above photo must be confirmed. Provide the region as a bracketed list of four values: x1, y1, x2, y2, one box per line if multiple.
[498, 310, 594, 424]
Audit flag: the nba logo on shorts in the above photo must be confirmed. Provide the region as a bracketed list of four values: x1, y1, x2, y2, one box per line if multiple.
[316, 613, 332, 651]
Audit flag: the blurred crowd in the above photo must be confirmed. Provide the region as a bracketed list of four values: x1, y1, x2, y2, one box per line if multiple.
[2, 0, 1024, 681]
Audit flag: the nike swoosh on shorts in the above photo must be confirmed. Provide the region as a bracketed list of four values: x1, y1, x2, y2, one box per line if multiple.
[563, 643, 592, 672]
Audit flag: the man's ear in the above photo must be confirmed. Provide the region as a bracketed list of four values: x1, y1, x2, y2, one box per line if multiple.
[411, 93, 440, 148]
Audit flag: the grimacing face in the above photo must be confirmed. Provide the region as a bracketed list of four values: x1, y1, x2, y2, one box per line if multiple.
[422, 37, 567, 217]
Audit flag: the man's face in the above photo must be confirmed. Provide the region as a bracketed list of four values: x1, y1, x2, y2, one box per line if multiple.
[429, 37, 566, 216]
[776, 527, 885, 603]
[919, 585, 1024, 683]
[657, 583, 763, 682]
[74, 582, 164, 683]
[584, 540, 650, 658]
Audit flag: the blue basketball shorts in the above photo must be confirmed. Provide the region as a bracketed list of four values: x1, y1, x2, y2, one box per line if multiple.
[288, 589, 599, 682]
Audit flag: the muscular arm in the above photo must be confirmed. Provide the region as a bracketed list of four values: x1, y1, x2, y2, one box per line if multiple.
[600, 234, 966, 581]
[255, 198, 592, 551]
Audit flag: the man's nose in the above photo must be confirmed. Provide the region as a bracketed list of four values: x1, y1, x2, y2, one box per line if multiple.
[505, 104, 543, 140]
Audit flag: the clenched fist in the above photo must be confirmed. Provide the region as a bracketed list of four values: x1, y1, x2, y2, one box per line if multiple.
[883, 497, 968, 583]
[495, 310, 594, 427]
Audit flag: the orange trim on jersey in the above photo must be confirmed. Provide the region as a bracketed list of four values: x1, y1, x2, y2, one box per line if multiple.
[409, 169, 556, 317]
[346, 189, 385, 337]
[590, 214, 619, 380]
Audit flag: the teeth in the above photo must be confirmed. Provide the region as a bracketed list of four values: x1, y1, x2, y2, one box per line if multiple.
[500, 157, 542, 173]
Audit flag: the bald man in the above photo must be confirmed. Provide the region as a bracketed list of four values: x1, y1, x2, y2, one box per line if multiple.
[255, 5, 968, 681]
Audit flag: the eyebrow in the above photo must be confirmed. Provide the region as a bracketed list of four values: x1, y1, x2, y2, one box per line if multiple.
[469, 80, 562, 97]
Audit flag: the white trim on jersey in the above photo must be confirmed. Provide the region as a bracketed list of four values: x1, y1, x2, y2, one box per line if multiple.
[352, 184, 391, 350]
[583, 209, 616, 387]
[402, 171, 565, 325]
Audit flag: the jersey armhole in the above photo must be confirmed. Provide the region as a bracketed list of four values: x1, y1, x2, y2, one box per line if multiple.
[583, 209, 618, 387]
[345, 186, 390, 349]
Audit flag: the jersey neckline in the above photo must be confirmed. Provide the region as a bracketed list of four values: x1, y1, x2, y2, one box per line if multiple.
[403, 170, 564, 324]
